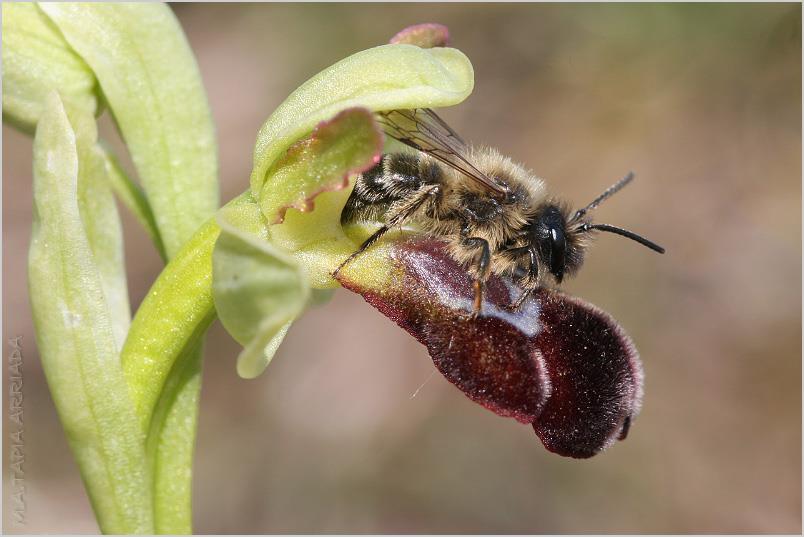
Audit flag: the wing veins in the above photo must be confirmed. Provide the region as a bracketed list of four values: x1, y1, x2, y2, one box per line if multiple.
[378, 109, 506, 195]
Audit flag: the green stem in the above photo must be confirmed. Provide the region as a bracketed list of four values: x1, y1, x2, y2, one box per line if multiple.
[148, 341, 204, 533]
[120, 191, 253, 532]
[121, 217, 220, 429]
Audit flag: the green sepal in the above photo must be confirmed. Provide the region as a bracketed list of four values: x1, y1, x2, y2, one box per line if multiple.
[251, 43, 473, 199]
[213, 196, 310, 379]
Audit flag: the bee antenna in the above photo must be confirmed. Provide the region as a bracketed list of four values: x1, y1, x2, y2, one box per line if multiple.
[581, 222, 666, 254]
[572, 171, 635, 222]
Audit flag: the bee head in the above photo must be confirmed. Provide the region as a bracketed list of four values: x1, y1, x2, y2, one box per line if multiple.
[530, 204, 585, 284]
[529, 172, 665, 286]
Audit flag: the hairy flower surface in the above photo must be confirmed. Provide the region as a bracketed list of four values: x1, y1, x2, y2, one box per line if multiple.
[337, 238, 643, 458]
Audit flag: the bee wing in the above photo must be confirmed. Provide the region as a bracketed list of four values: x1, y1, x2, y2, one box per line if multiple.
[378, 108, 507, 195]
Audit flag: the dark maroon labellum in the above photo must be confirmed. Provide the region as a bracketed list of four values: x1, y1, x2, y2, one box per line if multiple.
[531, 292, 642, 458]
[337, 238, 643, 458]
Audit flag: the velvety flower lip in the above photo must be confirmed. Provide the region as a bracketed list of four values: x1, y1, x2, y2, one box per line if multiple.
[337, 237, 643, 458]
[339, 238, 550, 423]
[531, 291, 643, 458]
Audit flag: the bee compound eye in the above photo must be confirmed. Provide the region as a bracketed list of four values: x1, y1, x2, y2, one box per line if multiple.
[549, 226, 566, 282]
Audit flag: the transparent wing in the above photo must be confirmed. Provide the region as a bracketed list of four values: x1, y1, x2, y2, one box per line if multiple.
[378, 108, 507, 195]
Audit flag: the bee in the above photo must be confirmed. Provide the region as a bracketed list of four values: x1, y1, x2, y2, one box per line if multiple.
[335, 108, 664, 315]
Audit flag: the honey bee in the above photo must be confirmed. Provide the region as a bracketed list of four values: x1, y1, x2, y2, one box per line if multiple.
[335, 108, 664, 314]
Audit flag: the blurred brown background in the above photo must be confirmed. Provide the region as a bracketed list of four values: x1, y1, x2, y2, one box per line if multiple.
[3, 3, 801, 534]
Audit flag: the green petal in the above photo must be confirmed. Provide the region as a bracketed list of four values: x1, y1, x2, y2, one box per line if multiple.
[257, 107, 385, 288]
[251, 43, 473, 198]
[213, 197, 310, 379]
[1, 3, 99, 133]
[28, 92, 151, 534]
[40, 3, 219, 258]
[268, 188, 364, 289]
[260, 107, 383, 225]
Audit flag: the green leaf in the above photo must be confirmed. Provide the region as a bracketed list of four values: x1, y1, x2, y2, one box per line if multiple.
[250, 43, 473, 198]
[213, 197, 310, 379]
[100, 146, 168, 262]
[118, 193, 259, 532]
[70, 109, 131, 352]
[37, 8, 222, 528]
[1, 3, 99, 133]
[40, 3, 219, 258]
[28, 92, 151, 534]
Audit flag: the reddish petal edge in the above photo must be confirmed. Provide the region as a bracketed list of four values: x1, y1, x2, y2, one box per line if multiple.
[390, 23, 450, 48]
[271, 107, 384, 224]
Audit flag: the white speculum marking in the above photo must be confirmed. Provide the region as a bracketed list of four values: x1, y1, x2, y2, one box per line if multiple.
[414, 252, 542, 337]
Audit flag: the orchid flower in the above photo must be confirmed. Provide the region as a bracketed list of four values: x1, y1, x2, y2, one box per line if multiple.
[213, 22, 644, 460]
[7, 5, 643, 534]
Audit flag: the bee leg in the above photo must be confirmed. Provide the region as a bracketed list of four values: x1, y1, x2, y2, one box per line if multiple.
[511, 285, 535, 311]
[461, 237, 491, 317]
[510, 247, 538, 311]
[334, 184, 440, 278]
[333, 224, 391, 277]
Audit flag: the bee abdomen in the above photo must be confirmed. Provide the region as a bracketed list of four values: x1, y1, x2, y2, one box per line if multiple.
[341, 153, 441, 225]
